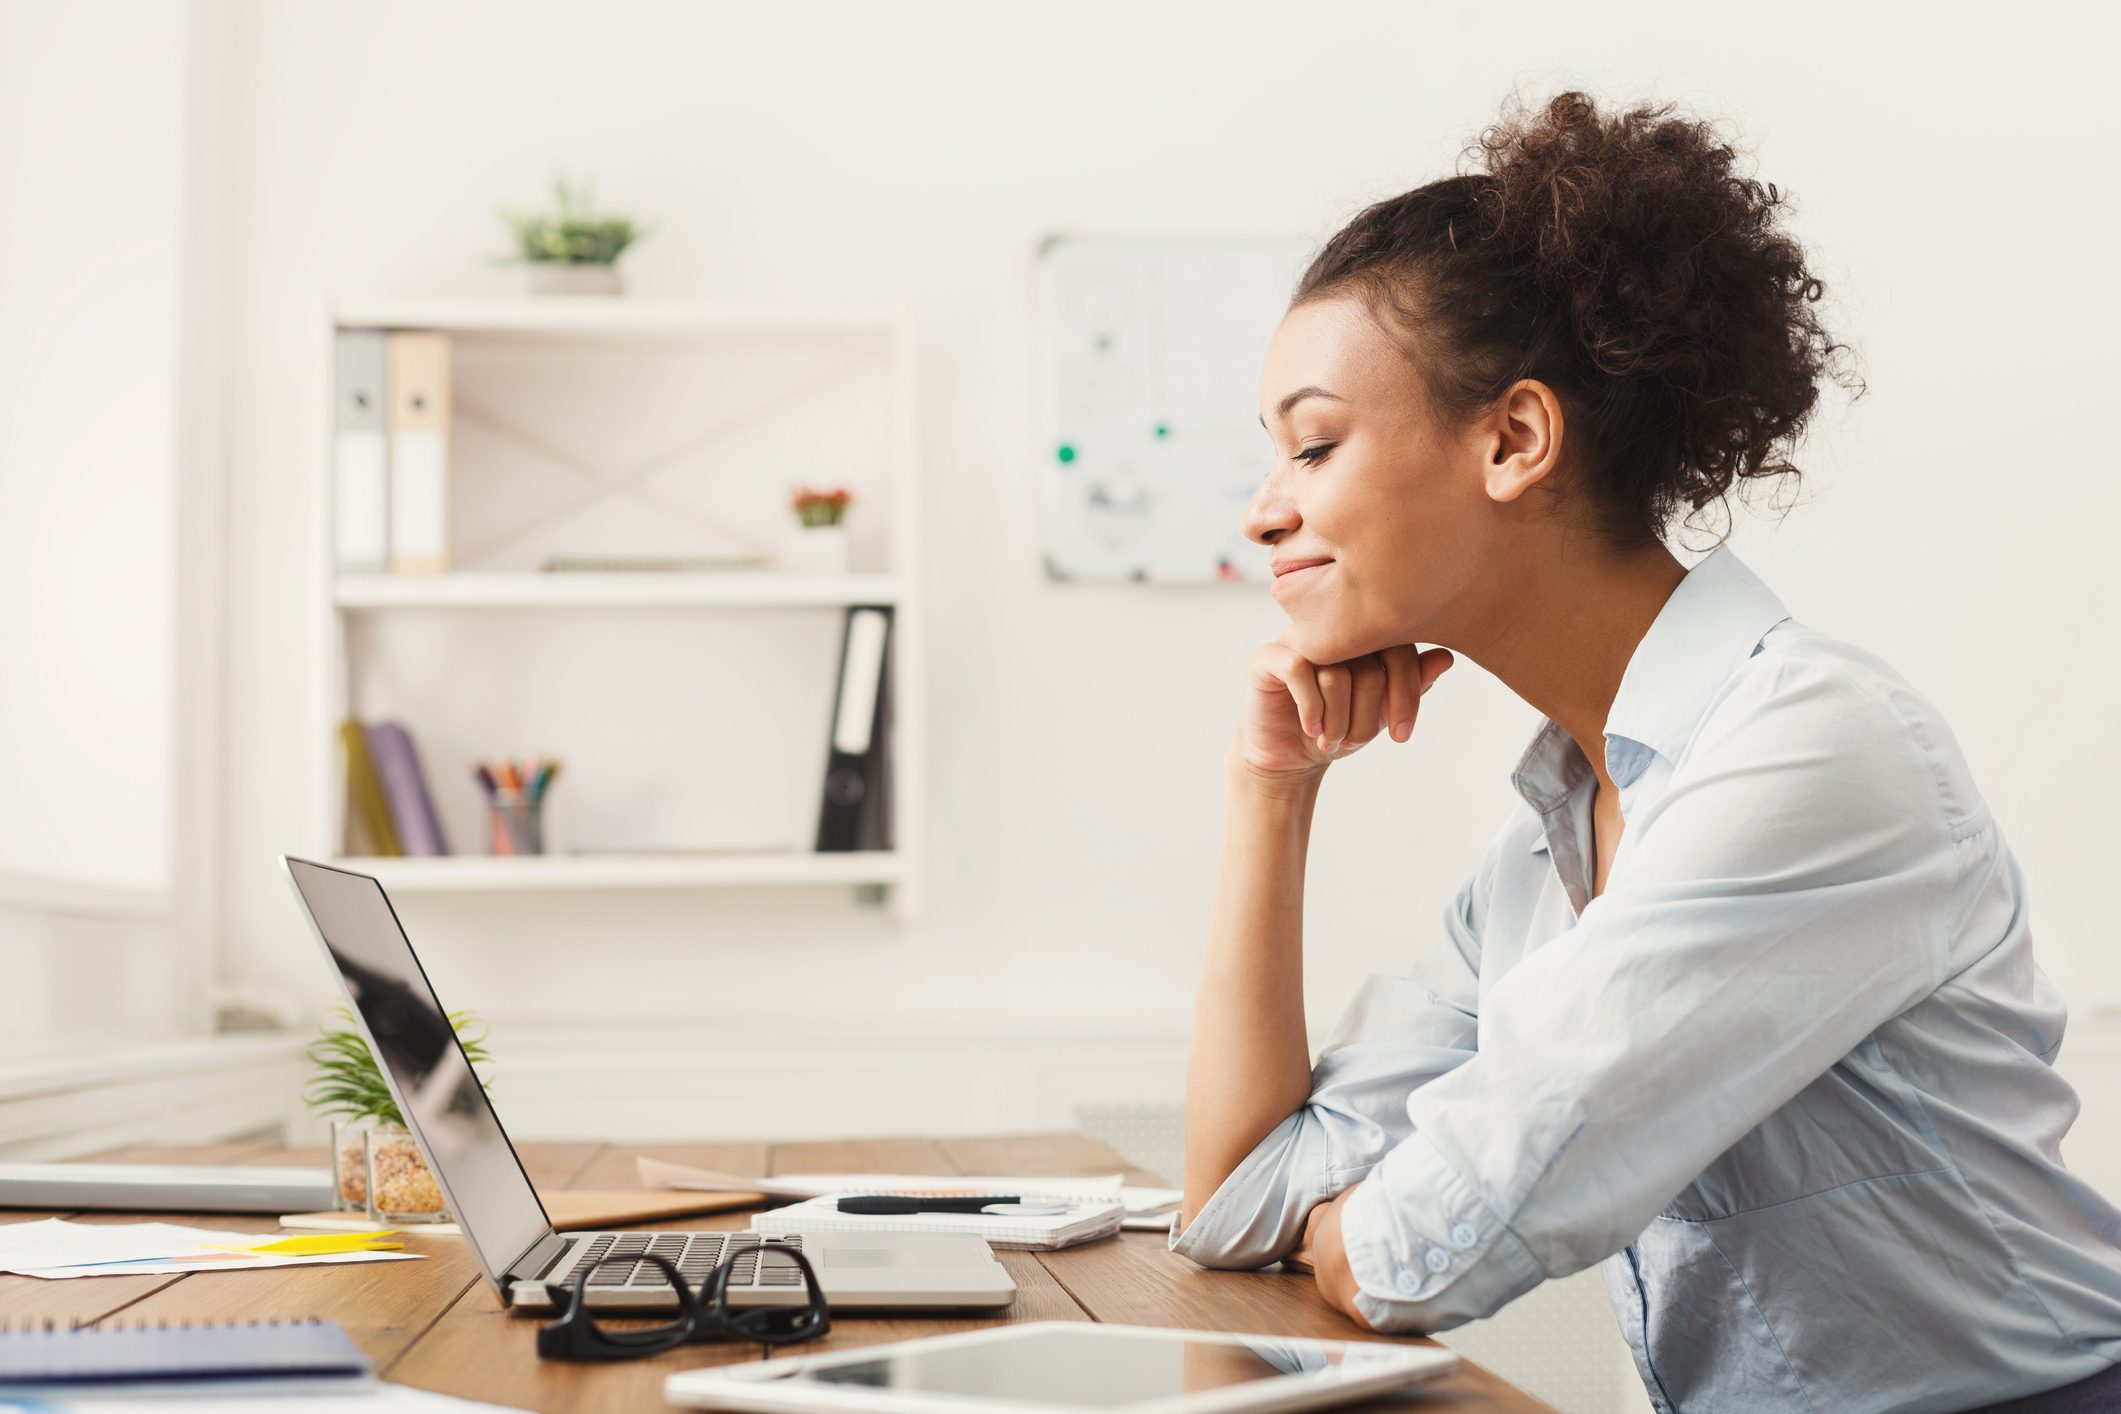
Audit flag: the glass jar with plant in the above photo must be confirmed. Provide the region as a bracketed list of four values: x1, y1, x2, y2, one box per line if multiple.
[501, 175, 646, 296]
[305, 1007, 493, 1223]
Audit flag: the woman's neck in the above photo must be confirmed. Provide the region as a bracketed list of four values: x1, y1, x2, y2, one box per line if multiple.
[1457, 540, 1689, 789]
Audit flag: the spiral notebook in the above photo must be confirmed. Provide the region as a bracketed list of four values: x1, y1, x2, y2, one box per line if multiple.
[749, 1194, 1126, 1250]
[0, 1318, 371, 1392]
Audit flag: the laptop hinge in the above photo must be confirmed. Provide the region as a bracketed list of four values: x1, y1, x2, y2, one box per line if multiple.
[507, 1232, 574, 1290]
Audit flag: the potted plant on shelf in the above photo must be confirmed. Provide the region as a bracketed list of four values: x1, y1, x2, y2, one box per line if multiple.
[785, 485, 854, 574]
[500, 175, 645, 296]
[305, 1006, 494, 1223]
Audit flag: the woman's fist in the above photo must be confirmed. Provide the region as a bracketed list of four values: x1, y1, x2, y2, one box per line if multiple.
[1234, 633, 1454, 780]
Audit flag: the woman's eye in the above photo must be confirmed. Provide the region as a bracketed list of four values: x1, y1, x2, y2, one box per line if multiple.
[1294, 443, 1336, 465]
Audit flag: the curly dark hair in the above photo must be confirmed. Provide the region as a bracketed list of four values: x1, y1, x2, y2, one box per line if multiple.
[1294, 90, 1860, 546]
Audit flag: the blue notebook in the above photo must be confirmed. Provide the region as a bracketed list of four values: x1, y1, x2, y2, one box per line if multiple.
[0, 1319, 371, 1389]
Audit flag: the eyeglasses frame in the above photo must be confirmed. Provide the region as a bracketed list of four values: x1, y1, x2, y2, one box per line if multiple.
[535, 1241, 832, 1362]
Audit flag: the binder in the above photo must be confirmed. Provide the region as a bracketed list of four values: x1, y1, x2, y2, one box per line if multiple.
[331, 330, 389, 572]
[385, 331, 451, 573]
[364, 721, 450, 856]
[815, 605, 893, 852]
[339, 719, 402, 857]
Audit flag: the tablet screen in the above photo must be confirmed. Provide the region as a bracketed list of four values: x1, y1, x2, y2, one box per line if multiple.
[772, 1325, 1372, 1407]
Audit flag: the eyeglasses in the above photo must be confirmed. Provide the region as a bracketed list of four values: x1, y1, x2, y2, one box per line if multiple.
[536, 1243, 831, 1362]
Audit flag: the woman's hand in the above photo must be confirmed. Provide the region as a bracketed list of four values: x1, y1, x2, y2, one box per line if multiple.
[1234, 632, 1455, 781]
[1288, 1185, 1374, 1330]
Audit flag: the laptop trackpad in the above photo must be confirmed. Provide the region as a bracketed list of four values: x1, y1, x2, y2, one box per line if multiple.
[822, 1248, 900, 1269]
[810, 1234, 996, 1268]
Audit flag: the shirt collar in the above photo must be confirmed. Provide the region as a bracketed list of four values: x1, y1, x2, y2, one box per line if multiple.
[1514, 546, 1791, 851]
[1600, 547, 1789, 786]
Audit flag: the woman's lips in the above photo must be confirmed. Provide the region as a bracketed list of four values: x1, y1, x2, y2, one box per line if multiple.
[1270, 558, 1333, 595]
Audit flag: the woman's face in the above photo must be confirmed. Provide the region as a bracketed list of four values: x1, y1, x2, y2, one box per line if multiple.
[1246, 296, 1502, 665]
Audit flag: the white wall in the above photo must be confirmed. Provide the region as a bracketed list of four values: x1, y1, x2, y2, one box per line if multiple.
[206, 2, 2121, 1127]
[0, 0, 224, 1045]
[0, 2, 182, 898]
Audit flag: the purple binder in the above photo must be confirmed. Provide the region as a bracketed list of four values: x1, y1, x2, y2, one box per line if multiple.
[364, 721, 450, 856]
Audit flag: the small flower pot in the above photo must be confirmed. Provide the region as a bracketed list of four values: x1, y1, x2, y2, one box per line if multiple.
[782, 523, 850, 576]
[528, 262, 623, 297]
[365, 1124, 450, 1223]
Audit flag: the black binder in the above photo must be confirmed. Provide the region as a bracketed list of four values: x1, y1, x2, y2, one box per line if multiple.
[816, 605, 893, 852]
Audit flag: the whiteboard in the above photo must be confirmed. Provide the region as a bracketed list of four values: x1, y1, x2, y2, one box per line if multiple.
[1034, 236, 1311, 584]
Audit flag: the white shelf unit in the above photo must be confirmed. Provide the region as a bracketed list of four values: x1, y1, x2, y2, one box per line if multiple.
[339, 850, 906, 894]
[312, 298, 925, 917]
[334, 571, 904, 610]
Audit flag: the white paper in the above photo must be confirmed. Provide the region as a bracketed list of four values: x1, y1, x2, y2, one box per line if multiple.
[0, 1218, 424, 1280]
[637, 1157, 1127, 1203]
[27, 1250, 420, 1280]
[748, 1193, 1126, 1250]
[1119, 1185, 1182, 1215]
[0, 1219, 233, 1271]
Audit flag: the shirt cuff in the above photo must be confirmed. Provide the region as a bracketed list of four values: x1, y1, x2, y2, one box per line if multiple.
[1336, 1127, 1546, 1332]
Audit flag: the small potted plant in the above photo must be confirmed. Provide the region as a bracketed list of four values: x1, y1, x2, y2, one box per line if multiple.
[305, 1006, 493, 1223]
[500, 175, 645, 296]
[785, 485, 854, 574]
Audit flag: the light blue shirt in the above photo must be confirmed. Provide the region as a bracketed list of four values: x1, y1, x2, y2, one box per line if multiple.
[1172, 547, 2121, 1412]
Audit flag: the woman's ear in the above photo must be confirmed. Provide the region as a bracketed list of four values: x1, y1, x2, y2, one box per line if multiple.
[1481, 379, 1565, 504]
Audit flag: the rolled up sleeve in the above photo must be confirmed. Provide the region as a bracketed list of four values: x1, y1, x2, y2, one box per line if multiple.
[1171, 854, 1491, 1269]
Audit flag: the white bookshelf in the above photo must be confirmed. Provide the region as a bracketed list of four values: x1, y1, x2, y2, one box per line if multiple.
[334, 299, 899, 342]
[335, 571, 904, 610]
[341, 850, 906, 894]
[312, 298, 925, 917]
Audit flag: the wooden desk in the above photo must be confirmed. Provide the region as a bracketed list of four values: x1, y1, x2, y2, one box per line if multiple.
[1, 1134, 1552, 1412]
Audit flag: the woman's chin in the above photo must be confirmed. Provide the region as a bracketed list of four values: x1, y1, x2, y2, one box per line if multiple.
[1283, 621, 1370, 668]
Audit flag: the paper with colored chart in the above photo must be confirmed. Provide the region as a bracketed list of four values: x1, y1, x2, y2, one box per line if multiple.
[0, 1218, 424, 1279]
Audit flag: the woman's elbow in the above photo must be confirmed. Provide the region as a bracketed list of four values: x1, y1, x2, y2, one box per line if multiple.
[1173, 1233, 1293, 1272]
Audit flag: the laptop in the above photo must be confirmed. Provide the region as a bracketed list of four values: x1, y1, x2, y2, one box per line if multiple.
[281, 856, 1017, 1313]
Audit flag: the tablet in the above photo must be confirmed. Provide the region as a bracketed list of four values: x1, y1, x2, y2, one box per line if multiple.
[663, 1321, 1459, 1414]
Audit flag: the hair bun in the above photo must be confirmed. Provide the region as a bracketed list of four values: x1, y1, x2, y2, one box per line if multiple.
[1472, 91, 1855, 531]
[1296, 90, 1859, 544]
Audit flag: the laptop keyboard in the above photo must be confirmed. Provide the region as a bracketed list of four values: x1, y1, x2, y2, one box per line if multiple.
[568, 1231, 807, 1289]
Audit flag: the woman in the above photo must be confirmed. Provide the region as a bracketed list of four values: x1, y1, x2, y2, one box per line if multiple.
[1174, 92, 2121, 1413]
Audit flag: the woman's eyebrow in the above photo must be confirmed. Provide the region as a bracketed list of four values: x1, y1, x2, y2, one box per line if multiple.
[1259, 386, 1344, 428]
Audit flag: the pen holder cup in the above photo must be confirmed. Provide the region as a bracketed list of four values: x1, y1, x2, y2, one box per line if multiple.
[488, 801, 545, 856]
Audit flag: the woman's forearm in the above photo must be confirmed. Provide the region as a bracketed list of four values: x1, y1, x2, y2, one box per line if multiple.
[1181, 750, 1325, 1225]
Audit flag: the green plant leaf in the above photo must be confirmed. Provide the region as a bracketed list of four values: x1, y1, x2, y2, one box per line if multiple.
[303, 1005, 496, 1125]
[499, 171, 646, 266]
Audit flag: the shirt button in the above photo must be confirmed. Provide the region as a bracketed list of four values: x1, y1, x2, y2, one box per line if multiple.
[1396, 1269, 1422, 1295]
[1423, 1246, 1451, 1274]
[1450, 1223, 1478, 1249]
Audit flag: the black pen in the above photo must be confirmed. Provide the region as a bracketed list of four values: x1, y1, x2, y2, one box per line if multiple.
[836, 1194, 1024, 1214]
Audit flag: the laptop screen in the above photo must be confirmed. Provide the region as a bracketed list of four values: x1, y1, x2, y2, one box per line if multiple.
[284, 857, 550, 1283]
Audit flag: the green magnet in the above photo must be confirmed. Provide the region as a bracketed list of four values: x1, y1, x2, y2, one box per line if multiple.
[1154, 423, 1169, 438]
[1057, 444, 1077, 464]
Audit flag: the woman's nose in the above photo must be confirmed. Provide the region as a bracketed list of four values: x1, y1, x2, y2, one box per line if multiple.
[1242, 470, 1298, 546]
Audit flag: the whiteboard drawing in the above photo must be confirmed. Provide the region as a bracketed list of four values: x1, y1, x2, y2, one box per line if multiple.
[1035, 236, 1311, 583]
